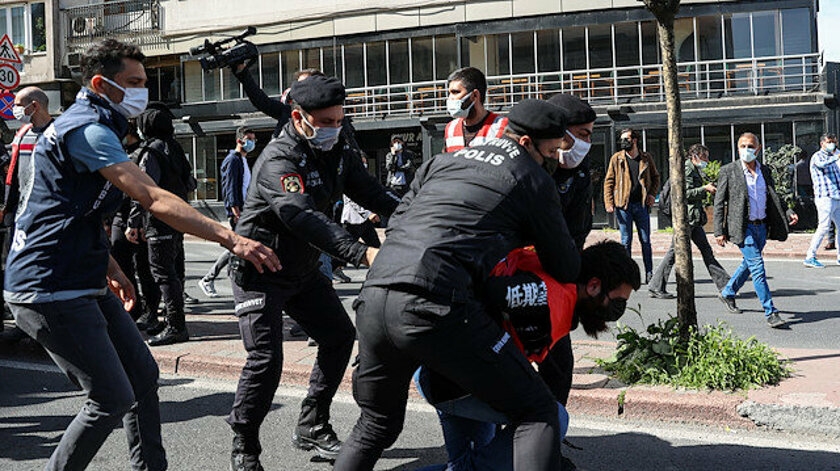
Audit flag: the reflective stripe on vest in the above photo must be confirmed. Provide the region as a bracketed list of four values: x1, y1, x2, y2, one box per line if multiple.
[443, 112, 508, 153]
[7, 123, 35, 186]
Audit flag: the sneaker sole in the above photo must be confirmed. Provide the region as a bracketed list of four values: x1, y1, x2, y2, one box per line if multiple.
[291, 436, 339, 460]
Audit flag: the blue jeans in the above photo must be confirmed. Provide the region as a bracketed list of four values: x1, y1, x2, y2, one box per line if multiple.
[615, 202, 653, 274]
[414, 369, 569, 471]
[721, 223, 777, 317]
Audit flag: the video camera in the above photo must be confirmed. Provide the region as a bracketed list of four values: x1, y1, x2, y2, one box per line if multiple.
[189, 27, 259, 71]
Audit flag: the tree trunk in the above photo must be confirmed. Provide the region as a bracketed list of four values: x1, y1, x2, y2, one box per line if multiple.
[644, 0, 697, 340]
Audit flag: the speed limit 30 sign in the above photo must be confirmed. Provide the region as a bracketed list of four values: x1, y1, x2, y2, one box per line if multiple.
[0, 63, 20, 90]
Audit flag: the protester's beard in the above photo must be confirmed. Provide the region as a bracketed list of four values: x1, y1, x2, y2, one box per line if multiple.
[574, 295, 610, 338]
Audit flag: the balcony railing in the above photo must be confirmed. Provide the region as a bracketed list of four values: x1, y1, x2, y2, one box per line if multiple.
[63, 0, 164, 52]
[343, 53, 822, 120]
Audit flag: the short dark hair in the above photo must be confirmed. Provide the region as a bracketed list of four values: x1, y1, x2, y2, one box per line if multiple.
[447, 67, 488, 103]
[236, 126, 255, 140]
[294, 68, 325, 81]
[687, 143, 709, 160]
[578, 240, 641, 292]
[821, 132, 837, 142]
[619, 128, 640, 142]
[80, 38, 145, 84]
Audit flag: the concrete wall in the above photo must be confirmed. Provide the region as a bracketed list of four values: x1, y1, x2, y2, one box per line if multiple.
[0, 0, 61, 85]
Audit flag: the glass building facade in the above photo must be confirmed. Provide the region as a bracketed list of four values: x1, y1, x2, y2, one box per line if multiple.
[161, 0, 832, 228]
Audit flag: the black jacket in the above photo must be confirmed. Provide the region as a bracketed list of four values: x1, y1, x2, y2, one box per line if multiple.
[365, 138, 581, 303]
[553, 158, 593, 251]
[234, 122, 400, 281]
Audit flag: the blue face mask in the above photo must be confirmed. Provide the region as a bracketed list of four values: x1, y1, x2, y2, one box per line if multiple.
[301, 115, 342, 151]
[241, 139, 256, 153]
[739, 147, 757, 163]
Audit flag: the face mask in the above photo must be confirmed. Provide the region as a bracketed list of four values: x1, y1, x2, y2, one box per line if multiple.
[739, 147, 757, 163]
[826, 143, 837, 153]
[446, 92, 475, 119]
[531, 143, 557, 175]
[100, 76, 149, 118]
[619, 138, 634, 152]
[695, 159, 709, 169]
[558, 130, 592, 169]
[593, 294, 628, 322]
[241, 139, 256, 153]
[13, 103, 32, 123]
[301, 114, 342, 152]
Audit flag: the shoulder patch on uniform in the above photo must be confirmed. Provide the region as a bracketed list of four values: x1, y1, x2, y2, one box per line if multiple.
[281, 173, 305, 193]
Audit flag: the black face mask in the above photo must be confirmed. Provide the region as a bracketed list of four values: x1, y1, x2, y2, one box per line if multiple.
[619, 138, 634, 152]
[597, 295, 628, 322]
[542, 157, 559, 176]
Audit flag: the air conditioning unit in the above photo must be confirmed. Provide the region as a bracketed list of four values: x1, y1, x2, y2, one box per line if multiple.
[71, 16, 99, 37]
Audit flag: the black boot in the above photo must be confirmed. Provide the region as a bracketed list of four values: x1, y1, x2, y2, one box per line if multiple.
[147, 324, 189, 346]
[230, 429, 264, 471]
[136, 306, 164, 335]
[292, 397, 341, 459]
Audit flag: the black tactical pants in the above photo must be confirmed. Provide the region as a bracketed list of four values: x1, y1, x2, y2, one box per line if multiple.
[226, 269, 356, 434]
[146, 232, 185, 330]
[334, 286, 561, 471]
[110, 223, 157, 320]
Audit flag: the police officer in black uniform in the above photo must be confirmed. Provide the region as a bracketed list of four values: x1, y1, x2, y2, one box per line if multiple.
[334, 99, 581, 471]
[227, 75, 399, 471]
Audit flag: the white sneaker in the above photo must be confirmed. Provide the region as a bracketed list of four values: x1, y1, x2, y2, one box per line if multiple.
[199, 278, 218, 297]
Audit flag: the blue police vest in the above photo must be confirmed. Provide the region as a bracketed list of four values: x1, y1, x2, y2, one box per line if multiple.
[4, 89, 128, 303]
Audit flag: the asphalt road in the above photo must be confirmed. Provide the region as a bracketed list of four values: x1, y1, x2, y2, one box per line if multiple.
[182, 240, 840, 351]
[2, 363, 839, 471]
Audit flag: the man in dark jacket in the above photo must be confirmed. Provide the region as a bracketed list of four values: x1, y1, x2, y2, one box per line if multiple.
[226, 75, 399, 471]
[199, 126, 256, 297]
[127, 103, 197, 345]
[333, 99, 581, 471]
[714, 132, 798, 328]
[648, 144, 731, 300]
[384, 135, 416, 197]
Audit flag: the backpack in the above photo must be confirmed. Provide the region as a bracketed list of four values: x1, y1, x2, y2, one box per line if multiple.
[659, 179, 672, 218]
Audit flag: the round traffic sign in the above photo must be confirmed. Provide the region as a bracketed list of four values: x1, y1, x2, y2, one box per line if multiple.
[0, 63, 20, 90]
[0, 91, 15, 120]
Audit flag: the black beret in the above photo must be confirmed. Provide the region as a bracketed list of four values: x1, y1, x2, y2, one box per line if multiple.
[289, 75, 346, 111]
[506, 99, 566, 139]
[548, 93, 597, 126]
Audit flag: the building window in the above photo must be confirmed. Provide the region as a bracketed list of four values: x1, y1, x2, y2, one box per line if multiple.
[752, 11, 781, 58]
[343, 43, 364, 88]
[563, 26, 586, 71]
[641, 21, 659, 65]
[781, 8, 812, 55]
[587, 24, 612, 70]
[388, 39, 409, 84]
[703, 125, 733, 163]
[536, 29, 560, 73]
[435, 35, 458, 80]
[184, 61, 203, 102]
[204, 69, 221, 102]
[367, 41, 387, 86]
[510, 31, 534, 75]
[411, 37, 433, 82]
[29, 2, 45, 52]
[222, 67, 240, 100]
[486, 33, 509, 76]
[724, 13, 752, 59]
[460, 35, 485, 71]
[281, 49, 300, 90]
[261, 52, 280, 96]
[303, 48, 321, 71]
[323, 45, 340, 79]
[148, 63, 181, 105]
[764, 122, 793, 153]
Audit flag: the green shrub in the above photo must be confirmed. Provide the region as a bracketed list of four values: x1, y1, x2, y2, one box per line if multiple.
[597, 313, 791, 391]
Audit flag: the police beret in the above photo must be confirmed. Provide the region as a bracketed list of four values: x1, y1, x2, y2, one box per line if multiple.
[289, 75, 346, 111]
[506, 99, 566, 139]
[548, 93, 597, 126]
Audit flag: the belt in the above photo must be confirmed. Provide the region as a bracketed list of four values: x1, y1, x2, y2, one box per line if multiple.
[748, 219, 765, 225]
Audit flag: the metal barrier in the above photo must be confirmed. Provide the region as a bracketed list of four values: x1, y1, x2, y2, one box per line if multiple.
[343, 53, 823, 119]
[63, 0, 164, 52]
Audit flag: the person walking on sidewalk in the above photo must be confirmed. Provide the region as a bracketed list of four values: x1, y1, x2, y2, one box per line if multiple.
[384, 135, 416, 198]
[4, 38, 279, 471]
[199, 126, 255, 297]
[604, 128, 660, 284]
[226, 75, 399, 470]
[649, 144, 732, 300]
[714, 132, 798, 328]
[803, 133, 840, 268]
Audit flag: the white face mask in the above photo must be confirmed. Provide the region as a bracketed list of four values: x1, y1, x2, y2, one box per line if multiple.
[695, 159, 709, 169]
[12, 103, 32, 124]
[558, 130, 591, 169]
[301, 114, 342, 151]
[825, 142, 837, 153]
[100, 76, 149, 118]
[446, 92, 474, 119]
[739, 147, 757, 163]
[392, 142, 403, 152]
